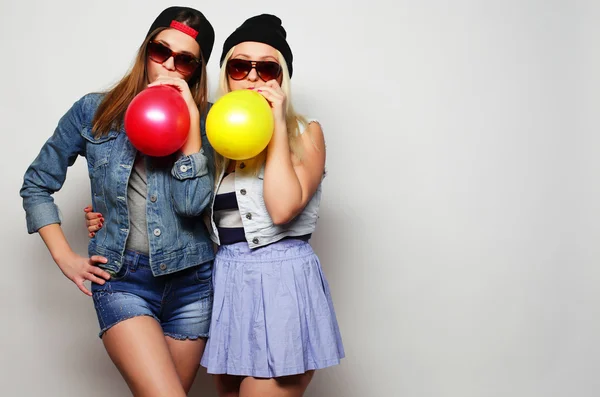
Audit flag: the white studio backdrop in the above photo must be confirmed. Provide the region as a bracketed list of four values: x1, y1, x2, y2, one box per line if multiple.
[0, 1, 598, 396]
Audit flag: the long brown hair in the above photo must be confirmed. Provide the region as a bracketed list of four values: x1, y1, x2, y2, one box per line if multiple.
[91, 27, 209, 137]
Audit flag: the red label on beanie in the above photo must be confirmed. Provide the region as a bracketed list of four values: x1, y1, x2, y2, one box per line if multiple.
[170, 20, 198, 39]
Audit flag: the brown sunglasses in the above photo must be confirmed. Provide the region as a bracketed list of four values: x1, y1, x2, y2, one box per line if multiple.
[147, 41, 201, 75]
[226, 59, 282, 81]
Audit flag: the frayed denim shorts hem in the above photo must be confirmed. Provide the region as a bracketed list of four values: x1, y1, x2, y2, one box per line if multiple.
[92, 250, 213, 339]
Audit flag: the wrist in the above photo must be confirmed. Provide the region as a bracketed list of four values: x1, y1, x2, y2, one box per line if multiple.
[53, 249, 75, 267]
[181, 137, 202, 155]
[187, 106, 199, 124]
[274, 120, 287, 135]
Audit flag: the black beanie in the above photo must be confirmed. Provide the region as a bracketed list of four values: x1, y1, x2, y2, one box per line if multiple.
[147, 6, 215, 63]
[220, 14, 293, 77]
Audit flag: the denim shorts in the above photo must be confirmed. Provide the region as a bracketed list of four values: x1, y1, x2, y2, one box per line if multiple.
[91, 250, 213, 340]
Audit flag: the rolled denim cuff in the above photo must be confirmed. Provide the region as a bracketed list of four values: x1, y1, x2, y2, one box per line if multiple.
[26, 201, 61, 234]
[172, 149, 210, 180]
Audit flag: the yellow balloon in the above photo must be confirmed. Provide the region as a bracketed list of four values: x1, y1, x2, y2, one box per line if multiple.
[206, 90, 274, 160]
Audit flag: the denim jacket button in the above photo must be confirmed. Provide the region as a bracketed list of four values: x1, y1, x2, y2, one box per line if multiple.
[240, 189, 247, 195]
[180, 165, 188, 172]
[150, 195, 157, 202]
[159, 263, 167, 270]
[239, 162, 246, 169]
[153, 228, 161, 236]
[252, 237, 259, 244]
[246, 213, 252, 220]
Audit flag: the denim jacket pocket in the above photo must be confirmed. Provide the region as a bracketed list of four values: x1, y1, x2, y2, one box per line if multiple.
[80, 126, 120, 169]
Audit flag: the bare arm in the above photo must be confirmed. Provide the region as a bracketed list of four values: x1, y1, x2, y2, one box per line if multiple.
[38, 224, 110, 296]
[263, 121, 325, 224]
[256, 81, 326, 225]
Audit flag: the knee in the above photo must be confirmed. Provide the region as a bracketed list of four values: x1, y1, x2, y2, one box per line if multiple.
[215, 374, 243, 396]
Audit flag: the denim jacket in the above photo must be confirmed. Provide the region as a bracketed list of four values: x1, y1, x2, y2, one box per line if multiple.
[21, 93, 215, 276]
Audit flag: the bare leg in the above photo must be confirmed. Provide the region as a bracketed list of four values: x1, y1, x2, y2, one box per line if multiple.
[101, 316, 186, 397]
[238, 371, 315, 397]
[165, 336, 206, 393]
[214, 374, 243, 397]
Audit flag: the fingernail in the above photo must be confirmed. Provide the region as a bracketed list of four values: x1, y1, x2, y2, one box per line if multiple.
[257, 90, 262, 93]
[97, 214, 102, 218]
[101, 218, 104, 222]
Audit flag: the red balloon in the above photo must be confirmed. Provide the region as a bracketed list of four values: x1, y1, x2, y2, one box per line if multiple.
[124, 85, 190, 157]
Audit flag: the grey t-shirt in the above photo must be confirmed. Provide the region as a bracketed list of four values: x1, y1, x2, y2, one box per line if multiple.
[125, 154, 149, 254]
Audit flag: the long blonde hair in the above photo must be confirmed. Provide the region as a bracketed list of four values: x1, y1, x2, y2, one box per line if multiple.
[92, 27, 209, 137]
[214, 46, 309, 174]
